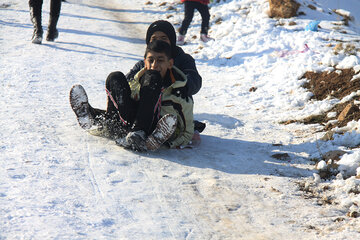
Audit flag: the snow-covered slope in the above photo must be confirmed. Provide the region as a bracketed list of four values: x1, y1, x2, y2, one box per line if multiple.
[1, 0, 359, 239]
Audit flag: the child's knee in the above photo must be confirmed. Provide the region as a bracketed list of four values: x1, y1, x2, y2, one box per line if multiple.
[106, 71, 127, 89]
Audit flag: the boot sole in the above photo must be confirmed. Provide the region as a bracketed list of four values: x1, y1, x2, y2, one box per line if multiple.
[146, 114, 177, 151]
[70, 85, 92, 129]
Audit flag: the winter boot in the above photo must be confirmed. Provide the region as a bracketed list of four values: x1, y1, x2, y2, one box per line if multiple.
[46, 0, 61, 41]
[69, 85, 93, 129]
[194, 120, 206, 133]
[146, 114, 177, 151]
[177, 34, 185, 45]
[116, 130, 147, 152]
[200, 34, 213, 43]
[29, 6, 43, 44]
[46, 28, 58, 42]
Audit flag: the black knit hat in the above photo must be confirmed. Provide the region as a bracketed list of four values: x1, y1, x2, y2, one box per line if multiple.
[146, 20, 177, 49]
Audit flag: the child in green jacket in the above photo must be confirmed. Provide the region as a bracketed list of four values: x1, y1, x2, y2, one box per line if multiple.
[70, 40, 194, 152]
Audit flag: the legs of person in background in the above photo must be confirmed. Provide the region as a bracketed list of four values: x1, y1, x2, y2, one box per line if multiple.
[29, 0, 43, 44]
[200, 33, 213, 43]
[178, 1, 196, 45]
[178, 1, 213, 44]
[197, 3, 213, 42]
[46, 0, 61, 41]
[29, 0, 62, 43]
[177, 34, 185, 45]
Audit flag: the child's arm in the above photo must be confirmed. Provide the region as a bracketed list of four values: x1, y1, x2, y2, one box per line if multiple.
[176, 53, 202, 96]
[128, 68, 147, 100]
[126, 60, 144, 82]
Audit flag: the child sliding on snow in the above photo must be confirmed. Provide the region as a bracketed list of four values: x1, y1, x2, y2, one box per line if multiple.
[70, 40, 194, 152]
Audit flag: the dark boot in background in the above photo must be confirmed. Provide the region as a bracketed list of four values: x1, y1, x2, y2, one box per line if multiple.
[29, 0, 43, 44]
[46, 0, 61, 41]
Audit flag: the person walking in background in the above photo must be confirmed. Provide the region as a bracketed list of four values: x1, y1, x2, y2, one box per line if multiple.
[177, 0, 212, 45]
[29, 0, 62, 44]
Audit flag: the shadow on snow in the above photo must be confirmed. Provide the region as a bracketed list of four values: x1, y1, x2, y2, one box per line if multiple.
[143, 134, 314, 179]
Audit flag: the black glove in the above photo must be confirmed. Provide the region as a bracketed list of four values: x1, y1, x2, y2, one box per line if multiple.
[194, 120, 206, 133]
[124, 130, 147, 152]
[140, 70, 162, 87]
[171, 86, 190, 101]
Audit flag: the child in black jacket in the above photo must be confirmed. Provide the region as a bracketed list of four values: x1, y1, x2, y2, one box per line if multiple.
[126, 20, 202, 97]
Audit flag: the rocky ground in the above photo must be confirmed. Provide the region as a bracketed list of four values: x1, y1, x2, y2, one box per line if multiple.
[283, 42, 360, 142]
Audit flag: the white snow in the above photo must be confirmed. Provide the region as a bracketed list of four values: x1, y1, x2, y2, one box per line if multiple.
[333, 9, 351, 18]
[1, 0, 360, 239]
[355, 65, 360, 73]
[316, 160, 327, 170]
[327, 111, 337, 118]
[337, 55, 359, 68]
[338, 151, 360, 178]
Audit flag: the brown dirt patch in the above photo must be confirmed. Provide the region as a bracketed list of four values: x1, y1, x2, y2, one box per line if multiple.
[283, 68, 360, 131]
[302, 68, 359, 100]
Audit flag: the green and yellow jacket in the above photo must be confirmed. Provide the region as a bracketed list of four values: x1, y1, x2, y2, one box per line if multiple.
[129, 66, 194, 148]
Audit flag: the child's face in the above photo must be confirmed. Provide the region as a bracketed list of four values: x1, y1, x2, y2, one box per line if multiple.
[144, 51, 173, 78]
[150, 31, 171, 46]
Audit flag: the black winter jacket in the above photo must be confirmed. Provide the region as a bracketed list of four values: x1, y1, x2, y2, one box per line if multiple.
[126, 46, 202, 96]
